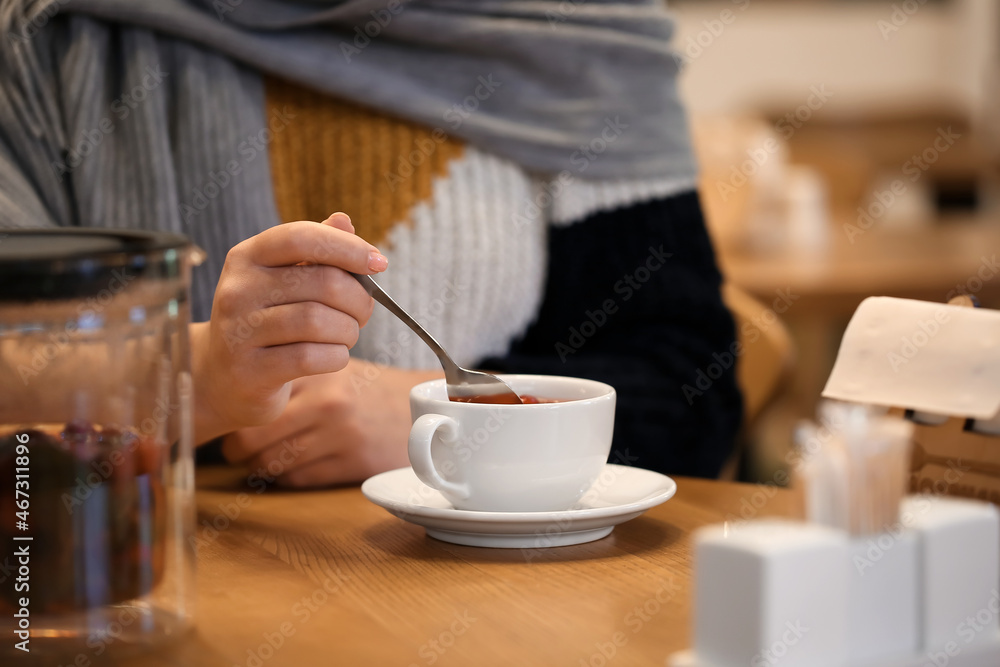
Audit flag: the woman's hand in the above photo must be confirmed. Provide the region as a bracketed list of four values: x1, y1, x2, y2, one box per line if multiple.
[219, 359, 443, 487]
[191, 213, 387, 443]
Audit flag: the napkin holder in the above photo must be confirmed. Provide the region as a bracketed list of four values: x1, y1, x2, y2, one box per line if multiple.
[821, 296, 1000, 505]
[669, 496, 1000, 667]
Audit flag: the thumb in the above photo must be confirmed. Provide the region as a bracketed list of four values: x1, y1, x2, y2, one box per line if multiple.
[322, 212, 355, 234]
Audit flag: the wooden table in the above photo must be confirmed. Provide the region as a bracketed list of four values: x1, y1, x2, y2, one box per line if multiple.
[109, 468, 797, 667]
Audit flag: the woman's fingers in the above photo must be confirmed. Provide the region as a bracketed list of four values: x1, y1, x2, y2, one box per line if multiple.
[253, 301, 361, 348]
[245, 220, 386, 273]
[276, 454, 366, 488]
[246, 428, 336, 477]
[220, 418, 313, 465]
[322, 211, 355, 234]
[251, 341, 353, 387]
[262, 264, 374, 326]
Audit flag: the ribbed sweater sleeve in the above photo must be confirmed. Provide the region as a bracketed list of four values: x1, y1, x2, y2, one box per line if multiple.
[481, 191, 743, 479]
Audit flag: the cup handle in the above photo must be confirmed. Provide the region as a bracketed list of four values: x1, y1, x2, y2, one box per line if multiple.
[408, 413, 470, 499]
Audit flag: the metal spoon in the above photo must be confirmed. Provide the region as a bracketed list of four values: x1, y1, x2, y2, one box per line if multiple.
[351, 273, 523, 404]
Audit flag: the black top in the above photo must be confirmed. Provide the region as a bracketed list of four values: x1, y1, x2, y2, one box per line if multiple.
[483, 191, 743, 478]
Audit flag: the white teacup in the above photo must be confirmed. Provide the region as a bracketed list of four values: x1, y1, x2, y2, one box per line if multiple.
[408, 374, 616, 512]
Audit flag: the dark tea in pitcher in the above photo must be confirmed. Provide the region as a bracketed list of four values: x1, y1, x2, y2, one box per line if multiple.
[0, 421, 165, 614]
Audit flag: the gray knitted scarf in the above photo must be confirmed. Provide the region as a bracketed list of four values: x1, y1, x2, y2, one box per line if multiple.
[0, 0, 694, 319]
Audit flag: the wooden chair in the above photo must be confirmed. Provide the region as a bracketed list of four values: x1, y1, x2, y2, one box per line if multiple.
[717, 283, 795, 480]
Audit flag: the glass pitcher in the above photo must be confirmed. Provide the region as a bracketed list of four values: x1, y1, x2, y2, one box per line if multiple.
[0, 229, 201, 659]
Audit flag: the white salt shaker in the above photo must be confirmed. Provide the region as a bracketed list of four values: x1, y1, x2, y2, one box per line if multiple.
[902, 495, 1000, 656]
[675, 520, 849, 667]
[845, 530, 919, 663]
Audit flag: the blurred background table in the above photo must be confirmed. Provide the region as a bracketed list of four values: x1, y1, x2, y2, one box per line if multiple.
[97, 467, 796, 667]
[721, 220, 1000, 316]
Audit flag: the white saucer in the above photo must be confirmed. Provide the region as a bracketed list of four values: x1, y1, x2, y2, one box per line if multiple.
[361, 464, 677, 549]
